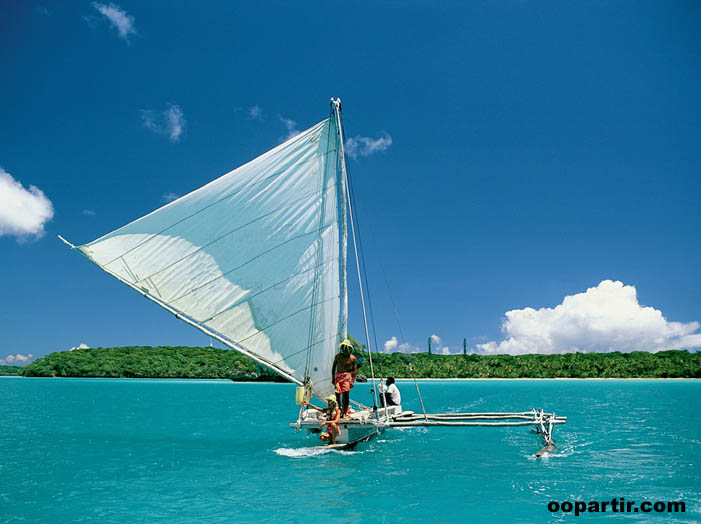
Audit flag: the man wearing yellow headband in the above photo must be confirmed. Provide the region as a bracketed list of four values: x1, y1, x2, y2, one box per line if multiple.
[332, 339, 357, 417]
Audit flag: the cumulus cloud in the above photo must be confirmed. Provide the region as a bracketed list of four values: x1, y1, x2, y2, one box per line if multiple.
[0, 354, 33, 365]
[248, 105, 263, 120]
[384, 336, 399, 352]
[91, 2, 136, 42]
[141, 104, 185, 142]
[279, 117, 300, 140]
[345, 132, 392, 159]
[0, 168, 54, 239]
[477, 280, 701, 355]
[69, 343, 90, 351]
[382, 335, 441, 354]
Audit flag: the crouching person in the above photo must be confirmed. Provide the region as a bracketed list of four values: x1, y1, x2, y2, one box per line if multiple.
[303, 396, 341, 445]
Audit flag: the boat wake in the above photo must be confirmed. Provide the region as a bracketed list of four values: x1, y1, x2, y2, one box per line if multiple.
[528, 438, 589, 460]
[273, 447, 359, 458]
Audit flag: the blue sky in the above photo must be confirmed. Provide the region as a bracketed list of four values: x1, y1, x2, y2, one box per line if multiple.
[1, 1, 700, 363]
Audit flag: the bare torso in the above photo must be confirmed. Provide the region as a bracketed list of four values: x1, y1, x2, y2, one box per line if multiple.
[333, 353, 356, 373]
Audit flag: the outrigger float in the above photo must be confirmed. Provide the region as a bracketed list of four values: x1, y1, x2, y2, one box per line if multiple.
[292, 402, 566, 456]
[390, 409, 567, 457]
[60, 98, 567, 456]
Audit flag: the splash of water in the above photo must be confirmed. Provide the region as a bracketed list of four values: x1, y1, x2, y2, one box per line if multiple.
[273, 447, 360, 458]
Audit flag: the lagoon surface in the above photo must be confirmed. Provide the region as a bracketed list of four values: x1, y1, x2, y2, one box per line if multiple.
[1, 378, 699, 523]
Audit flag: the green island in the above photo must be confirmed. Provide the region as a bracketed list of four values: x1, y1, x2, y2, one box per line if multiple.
[0, 365, 22, 376]
[12, 339, 701, 379]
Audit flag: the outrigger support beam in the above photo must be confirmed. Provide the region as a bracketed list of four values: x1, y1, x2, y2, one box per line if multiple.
[388, 409, 566, 457]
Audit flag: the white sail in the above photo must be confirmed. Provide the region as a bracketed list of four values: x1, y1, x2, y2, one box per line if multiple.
[67, 106, 348, 398]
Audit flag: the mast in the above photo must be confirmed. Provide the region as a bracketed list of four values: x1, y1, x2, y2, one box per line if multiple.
[332, 98, 381, 415]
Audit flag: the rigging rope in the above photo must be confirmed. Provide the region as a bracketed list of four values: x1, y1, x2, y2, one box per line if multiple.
[344, 149, 382, 372]
[339, 113, 428, 421]
[334, 101, 381, 418]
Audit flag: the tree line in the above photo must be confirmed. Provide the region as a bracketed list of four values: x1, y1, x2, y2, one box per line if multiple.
[16, 342, 701, 379]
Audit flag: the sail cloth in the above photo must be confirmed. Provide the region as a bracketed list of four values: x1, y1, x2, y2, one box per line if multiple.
[71, 112, 348, 398]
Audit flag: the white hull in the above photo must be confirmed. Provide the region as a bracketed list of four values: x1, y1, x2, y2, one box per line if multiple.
[291, 405, 402, 444]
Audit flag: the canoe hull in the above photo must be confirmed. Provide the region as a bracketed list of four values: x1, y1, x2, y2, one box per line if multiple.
[291, 407, 399, 444]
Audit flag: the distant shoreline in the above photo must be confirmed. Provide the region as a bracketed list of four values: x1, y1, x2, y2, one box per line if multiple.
[399, 377, 700, 381]
[3, 376, 698, 382]
[15, 345, 701, 380]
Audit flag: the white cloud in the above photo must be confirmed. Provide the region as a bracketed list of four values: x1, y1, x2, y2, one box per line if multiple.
[69, 343, 90, 352]
[1, 353, 33, 365]
[161, 192, 180, 203]
[383, 335, 452, 354]
[164, 105, 185, 141]
[384, 336, 398, 352]
[141, 104, 186, 142]
[403, 343, 421, 353]
[382, 336, 422, 353]
[82, 209, 96, 216]
[248, 105, 263, 120]
[279, 117, 300, 141]
[91, 2, 136, 42]
[345, 132, 392, 159]
[428, 333, 453, 354]
[477, 280, 701, 355]
[0, 168, 54, 239]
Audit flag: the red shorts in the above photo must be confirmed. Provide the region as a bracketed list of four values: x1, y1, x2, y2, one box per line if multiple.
[334, 372, 354, 393]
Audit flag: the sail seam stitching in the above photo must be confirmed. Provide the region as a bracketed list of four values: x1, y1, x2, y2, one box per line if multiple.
[124, 183, 337, 284]
[167, 224, 335, 303]
[233, 294, 340, 346]
[268, 332, 340, 369]
[199, 254, 338, 324]
[94, 148, 337, 267]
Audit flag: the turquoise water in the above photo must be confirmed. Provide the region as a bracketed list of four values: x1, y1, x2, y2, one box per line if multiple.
[1, 378, 699, 523]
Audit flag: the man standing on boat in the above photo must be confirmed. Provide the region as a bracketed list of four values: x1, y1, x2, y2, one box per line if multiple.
[332, 339, 357, 418]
